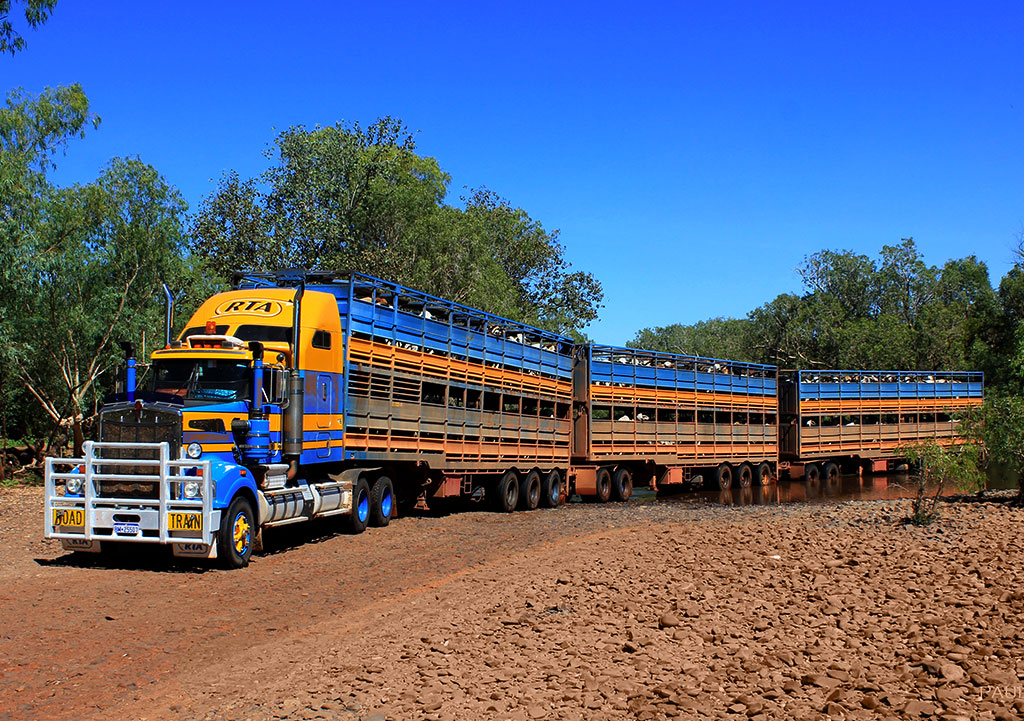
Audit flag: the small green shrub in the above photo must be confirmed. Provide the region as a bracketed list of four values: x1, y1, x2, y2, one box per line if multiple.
[898, 440, 982, 525]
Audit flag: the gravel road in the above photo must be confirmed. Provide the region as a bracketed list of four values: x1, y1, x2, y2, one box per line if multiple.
[1, 485, 1022, 721]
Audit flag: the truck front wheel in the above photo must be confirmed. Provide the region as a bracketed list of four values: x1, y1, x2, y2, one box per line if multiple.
[218, 496, 255, 569]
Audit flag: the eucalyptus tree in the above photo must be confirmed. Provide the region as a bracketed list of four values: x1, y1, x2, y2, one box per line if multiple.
[0, 0, 57, 55]
[191, 117, 603, 335]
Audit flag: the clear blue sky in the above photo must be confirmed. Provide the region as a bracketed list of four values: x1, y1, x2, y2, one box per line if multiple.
[5, 1, 1023, 345]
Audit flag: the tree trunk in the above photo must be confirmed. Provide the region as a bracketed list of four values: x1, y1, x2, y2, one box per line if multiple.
[72, 414, 85, 458]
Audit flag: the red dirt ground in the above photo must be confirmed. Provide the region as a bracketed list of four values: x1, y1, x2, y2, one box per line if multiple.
[1, 486, 1022, 721]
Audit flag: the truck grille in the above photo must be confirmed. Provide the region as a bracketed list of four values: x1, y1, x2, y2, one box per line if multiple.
[97, 405, 182, 498]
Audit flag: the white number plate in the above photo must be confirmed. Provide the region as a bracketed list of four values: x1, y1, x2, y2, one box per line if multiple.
[113, 522, 140, 536]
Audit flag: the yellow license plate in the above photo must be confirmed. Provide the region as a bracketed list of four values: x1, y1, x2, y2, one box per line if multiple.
[168, 512, 203, 532]
[52, 507, 84, 528]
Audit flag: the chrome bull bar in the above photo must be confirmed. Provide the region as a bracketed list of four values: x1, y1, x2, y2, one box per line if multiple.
[44, 441, 215, 548]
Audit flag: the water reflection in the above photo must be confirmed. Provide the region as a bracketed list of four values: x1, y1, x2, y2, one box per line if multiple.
[652, 471, 1016, 508]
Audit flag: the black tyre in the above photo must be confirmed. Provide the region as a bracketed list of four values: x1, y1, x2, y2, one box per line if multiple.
[715, 463, 733, 491]
[349, 478, 370, 533]
[737, 463, 753, 489]
[823, 462, 840, 484]
[519, 470, 542, 511]
[369, 475, 394, 527]
[218, 495, 255, 569]
[594, 467, 612, 503]
[493, 470, 519, 513]
[756, 462, 774, 486]
[804, 463, 821, 484]
[612, 467, 633, 502]
[541, 469, 563, 508]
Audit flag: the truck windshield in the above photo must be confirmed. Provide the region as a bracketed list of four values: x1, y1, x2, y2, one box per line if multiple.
[149, 359, 250, 402]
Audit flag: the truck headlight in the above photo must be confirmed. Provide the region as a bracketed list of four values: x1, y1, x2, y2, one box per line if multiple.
[182, 480, 201, 499]
[66, 478, 83, 495]
[186, 442, 203, 459]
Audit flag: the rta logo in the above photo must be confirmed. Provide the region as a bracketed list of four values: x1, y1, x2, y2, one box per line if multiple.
[214, 299, 284, 317]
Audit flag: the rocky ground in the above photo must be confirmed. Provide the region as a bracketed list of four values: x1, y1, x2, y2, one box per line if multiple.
[1, 484, 1022, 721]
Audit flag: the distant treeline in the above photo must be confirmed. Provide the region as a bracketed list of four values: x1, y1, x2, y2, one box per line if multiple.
[630, 238, 1024, 395]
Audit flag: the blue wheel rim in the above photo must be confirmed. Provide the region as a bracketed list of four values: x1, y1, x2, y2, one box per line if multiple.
[232, 511, 250, 555]
[381, 489, 393, 518]
[357, 491, 369, 522]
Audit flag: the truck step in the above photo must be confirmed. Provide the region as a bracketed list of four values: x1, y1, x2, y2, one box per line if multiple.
[261, 463, 290, 491]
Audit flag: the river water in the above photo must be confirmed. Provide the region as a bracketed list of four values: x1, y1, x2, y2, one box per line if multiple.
[646, 469, 1018, 508]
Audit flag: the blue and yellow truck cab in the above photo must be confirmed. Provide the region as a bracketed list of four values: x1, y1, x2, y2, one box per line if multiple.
[44, 276, 372, 568]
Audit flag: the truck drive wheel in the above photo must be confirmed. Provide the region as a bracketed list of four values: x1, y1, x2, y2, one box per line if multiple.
[715, 463, 733, 491]
[349, 478, 370, 533]
[804, 463, 821, 485]
[592, 467, 613, 503]
[218, 496, 255, 569]
[369, 476, 394, 527]
[541, 469, 563, 508]
[612, 467, 633, 502]
[737, 463, 753, 489]
[519, 470, 542, 510]
[493, 470, 519, 512]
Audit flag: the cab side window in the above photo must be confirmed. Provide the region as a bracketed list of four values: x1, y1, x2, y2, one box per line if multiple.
[312, 330, 332, 349]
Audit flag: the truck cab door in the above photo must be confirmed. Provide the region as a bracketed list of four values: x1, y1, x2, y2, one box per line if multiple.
[316, 374, 333, 458]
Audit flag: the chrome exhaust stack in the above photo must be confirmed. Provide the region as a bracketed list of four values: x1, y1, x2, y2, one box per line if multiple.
[283, 284, 305, 460]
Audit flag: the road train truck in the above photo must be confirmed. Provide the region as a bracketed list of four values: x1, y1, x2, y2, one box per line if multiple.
[44, 271, 579, 567]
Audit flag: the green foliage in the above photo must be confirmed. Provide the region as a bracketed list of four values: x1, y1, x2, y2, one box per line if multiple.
[630, 238, 1003, 379]
[191, 118, 602, 334]
[0, 86, 200, 454]
[4, 157, 196, 452]
[898, 440, 983, 525]
[961, 396, 1024, 501]
[0, 0, 56, 55]
[629, 317, 751, 360]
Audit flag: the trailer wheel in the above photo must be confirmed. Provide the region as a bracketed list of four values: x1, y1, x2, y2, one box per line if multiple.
[541, 469, 563, 508]
[612, 467, 633, 502]
[586, 467, 613, 503]
[823, 462, 840, 484]
[715, 463, 733, 491]
[519, 470, 542, 511]
[737, 463, 753, 489]
[804, 463, 821, 485]
[369, 475, 394, 527]
[218, 495, 255, 569]
[755, 462, 774, 486]
[349, 478, 370, 533]
[493, 470, 519, 513]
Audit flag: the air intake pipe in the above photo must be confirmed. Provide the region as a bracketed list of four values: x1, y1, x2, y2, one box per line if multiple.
[283, 284, 305, 459]
[162, 282, 173, 347]
[120, 341, 136, 402]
